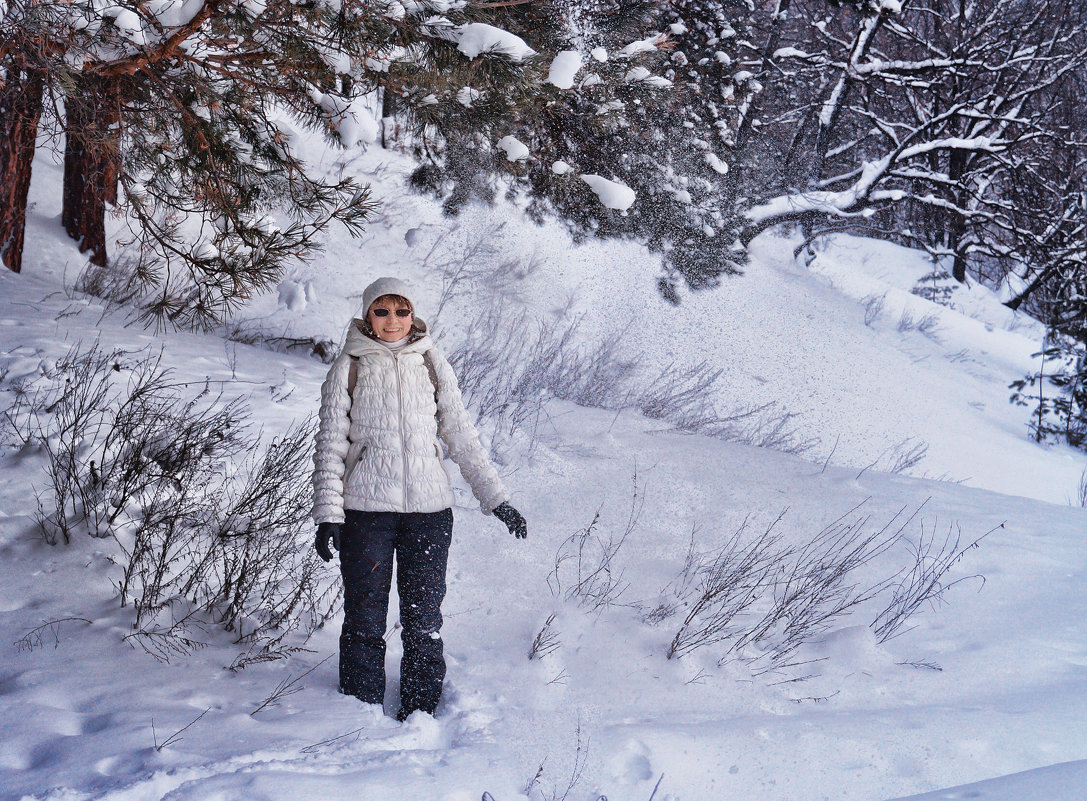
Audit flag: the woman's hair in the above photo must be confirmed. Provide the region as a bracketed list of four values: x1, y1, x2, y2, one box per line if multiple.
[368, 293, 412, 314]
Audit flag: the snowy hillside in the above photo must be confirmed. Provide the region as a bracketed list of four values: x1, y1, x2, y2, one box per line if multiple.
[2, 141, 1086, 801]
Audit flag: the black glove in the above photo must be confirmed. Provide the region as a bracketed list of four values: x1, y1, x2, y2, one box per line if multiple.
[493, 501, 527, 539]
[315, 522, 341, 562]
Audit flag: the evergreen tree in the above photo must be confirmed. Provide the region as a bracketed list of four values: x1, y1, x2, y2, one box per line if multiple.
[911, 265, 956, 306]
[407, 0, 750, 300]
[1, 0, 532, 326]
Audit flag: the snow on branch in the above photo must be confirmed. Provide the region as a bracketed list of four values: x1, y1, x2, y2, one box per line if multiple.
[746, 134, 1004, 227]
[548, 50, 582, 89]
[455, 22, 536, 62]
[581, 175, 636, 211]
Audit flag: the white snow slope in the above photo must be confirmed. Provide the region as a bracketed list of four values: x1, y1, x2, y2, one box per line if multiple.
[1, 137, 1086, 801]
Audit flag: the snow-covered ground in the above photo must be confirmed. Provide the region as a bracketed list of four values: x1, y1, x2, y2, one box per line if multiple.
[1, 139, 1086, 801]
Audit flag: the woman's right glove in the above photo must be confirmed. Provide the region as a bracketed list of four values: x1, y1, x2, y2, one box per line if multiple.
[493, 502, 527, 539]
[314, 522, 341, 562]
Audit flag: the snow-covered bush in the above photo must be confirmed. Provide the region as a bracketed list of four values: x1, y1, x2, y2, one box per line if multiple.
[3, 344, 339, 662]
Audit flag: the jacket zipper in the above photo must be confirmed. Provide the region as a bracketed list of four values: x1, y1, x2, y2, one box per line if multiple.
[394, 351, 408, 510]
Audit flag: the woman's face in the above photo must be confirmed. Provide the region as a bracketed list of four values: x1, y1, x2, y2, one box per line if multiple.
[366, 295, 413, 342]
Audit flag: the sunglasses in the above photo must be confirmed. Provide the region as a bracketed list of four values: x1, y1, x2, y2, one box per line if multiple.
[371, 308, 413, 318]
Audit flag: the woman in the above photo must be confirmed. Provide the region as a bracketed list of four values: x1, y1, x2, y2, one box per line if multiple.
[311, 276, 527, 721]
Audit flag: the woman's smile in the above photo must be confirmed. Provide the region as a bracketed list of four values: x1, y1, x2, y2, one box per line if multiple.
[367, 297, 414, 342]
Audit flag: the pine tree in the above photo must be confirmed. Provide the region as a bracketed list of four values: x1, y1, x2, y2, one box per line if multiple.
[1, 0, 533, 326]
[911, 265, 956, 307]
[405, 0, 752, 300]
[0, 0, 48, 274]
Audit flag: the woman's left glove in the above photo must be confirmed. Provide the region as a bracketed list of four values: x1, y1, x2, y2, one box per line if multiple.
[493, 502, 527, 539]
[315, 522, 341, 562]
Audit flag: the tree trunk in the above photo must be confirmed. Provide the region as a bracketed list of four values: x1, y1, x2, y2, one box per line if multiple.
[62, 73, 121, 267]
[0, 65, 45, 274]
[381, 80, 398, 149]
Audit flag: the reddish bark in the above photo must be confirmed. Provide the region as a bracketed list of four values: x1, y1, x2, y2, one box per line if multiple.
[0, 65, 45, 274]
[62, 73, 121, 267]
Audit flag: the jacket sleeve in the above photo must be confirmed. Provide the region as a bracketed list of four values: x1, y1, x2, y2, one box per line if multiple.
[428, 348, 509, 514]
[311, 355, 352, 525]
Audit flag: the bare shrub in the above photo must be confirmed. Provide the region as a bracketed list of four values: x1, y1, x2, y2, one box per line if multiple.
[666, 503, 922, 670]
[856, 437, 929, 479]
[73, 257, 146, 309]
[124, 609, 209, 662]
[446, 309, 636, 452]
[872, 518, 997, 642]
[222, 320, 337, 364]
[250, 654, 334, 716]
[862, 292, 887, 326]
[636, 364, 817, 454]
[6, 343, 341, 662]
[60, 256, 151, 329]
[897, 309, 943, 341]
[739, 506, 911, 670]
[422, 222, 543, 323]
[887, 438, 929, 474]
[656, 501, 990, 673]
[945, 348, 976, 365]
[446, 308, 816, 456]
[528, 613, 560, 660]
[665, 511, 794, 662]
[152, 708, 211, 751]
[13, 618, 93, 652]
[546, 474, 643, 611]
[716, 400, 818, 455]
[643, 526, 702, 625]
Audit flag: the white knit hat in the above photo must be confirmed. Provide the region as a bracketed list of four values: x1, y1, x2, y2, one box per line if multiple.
[359, 277, 426, 331]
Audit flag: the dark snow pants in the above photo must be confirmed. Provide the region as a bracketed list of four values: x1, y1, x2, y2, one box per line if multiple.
[339, 508, 454, 715]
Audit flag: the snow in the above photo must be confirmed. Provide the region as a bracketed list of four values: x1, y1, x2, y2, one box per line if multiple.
[306, 92, 379, 147]
[455, 23, 536, 62]
[241, 0, 266, 19]
[623, 66, 671, 87]
[148, 0, 207, 29]
[590, 47, 608, 63]
[888, 761, 1087, 800]
[456, 86, 482, 107]
[277, 279, 308, 311]
[774, 46, 811, 60]
[580, 174, 637, 210]
[551, 160, 572, 175]
[104, 7, 148, 45]
[618, 36, 660, 58]
[191, 241, 219, 260]
[705, 152, 729, 174]
[548, 51, 582, 89]
[497, 135, 529, 162]
[2, 119, 1087, 801]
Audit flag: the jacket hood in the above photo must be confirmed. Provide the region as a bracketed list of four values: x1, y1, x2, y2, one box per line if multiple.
[348, 276, 429, 351]
[343, 318, 432, 358]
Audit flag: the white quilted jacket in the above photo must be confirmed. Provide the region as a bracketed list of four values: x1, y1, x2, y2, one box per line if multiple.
[311, 322, 508, 524]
